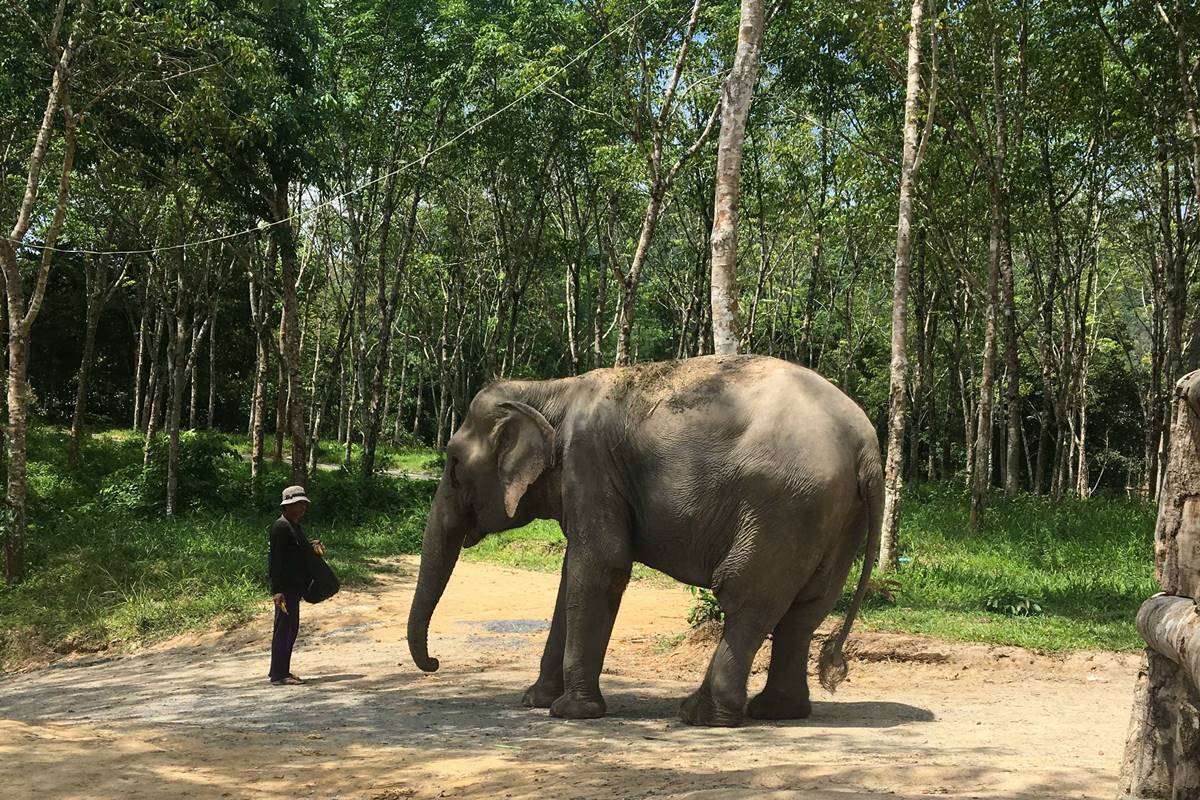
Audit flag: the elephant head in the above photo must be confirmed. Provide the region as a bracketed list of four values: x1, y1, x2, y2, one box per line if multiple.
[407, 394, 558, 672]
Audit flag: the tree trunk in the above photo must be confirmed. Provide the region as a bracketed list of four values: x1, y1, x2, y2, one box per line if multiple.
[142, 307, 165, 436]
[1032, 209, 1059, 495]
[566, 257, 581, 374]
[803, 121, 829, 367]
[709, 0, 764, 355]
[270, 181, 308, 486]
[251, 325, 269, 504]
[361, 174, 423, 478]
[1000, 213, 1021, 496]
[247, 248, 273, 505]
[3, 329, 32, 581]
[412, 375, 424, 438]
[1118, 370, 1200, 798]
[207, 305, 217, 428]
[435, 289, 452, 451]
[132, 276, 150, 432]
[592, 234, 608, 368]
[273, 358, 287, 463]
[880, 0, 928, 571]
[614, 195, 663, 366]
[143, 347, 166, 466]
[909, 236, 933, 482]
[186, 315, 209, 431]
[337, 360, 347, 446]
[67, 308, 101, 467]
[165, 303, 192, 517]
[392, 349, 408, 444]
[969, 34, 1007, 533]
[1, 8, 82, 577]
[344, 362, 356, 466]
[1076, 382, 1089, 497]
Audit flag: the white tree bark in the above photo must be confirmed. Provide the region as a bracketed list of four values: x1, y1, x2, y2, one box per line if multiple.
[709, 0, 764, 355]
[880, 0, 935, 570]
[970, 33, 1008, 532]
[0, 10, 82, 580]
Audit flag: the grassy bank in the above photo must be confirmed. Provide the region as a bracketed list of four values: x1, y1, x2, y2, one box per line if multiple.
[219, 432, 444, 474]
[464, 483, 1158, 652]
[0, 427, 435, 669]
[0, 426, 1158, 668]
[847, 483, 1156, 651]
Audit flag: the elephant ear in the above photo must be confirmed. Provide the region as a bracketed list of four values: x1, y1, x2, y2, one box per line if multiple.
[490, 401, 557, 518]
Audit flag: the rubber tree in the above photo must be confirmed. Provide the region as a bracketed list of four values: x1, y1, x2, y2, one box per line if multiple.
[709, 0, 765, 355]
[605, 0, 721, 366]
[68, 249, 129, 467]
[879, 0, 937, 570]
[0, 4, 84, 581]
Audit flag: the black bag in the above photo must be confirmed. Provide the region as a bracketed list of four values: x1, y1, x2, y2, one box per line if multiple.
[301, 548, 340, 604]
[283, 518, 340, 604]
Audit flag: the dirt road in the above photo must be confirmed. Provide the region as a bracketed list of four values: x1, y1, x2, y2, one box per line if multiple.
[0, 557, 1137, 799]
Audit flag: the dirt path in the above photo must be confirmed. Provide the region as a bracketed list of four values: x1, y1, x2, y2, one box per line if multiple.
[0, 558, 1137, 799]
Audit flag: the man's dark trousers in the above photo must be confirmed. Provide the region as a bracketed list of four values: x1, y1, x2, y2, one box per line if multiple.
[269, 592, 301, 680]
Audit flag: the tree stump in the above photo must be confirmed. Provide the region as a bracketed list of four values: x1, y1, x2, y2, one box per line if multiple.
[1119, 370, 1200, 800]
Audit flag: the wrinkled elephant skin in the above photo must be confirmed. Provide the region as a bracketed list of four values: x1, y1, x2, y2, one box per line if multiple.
[406, 355, 883, 727]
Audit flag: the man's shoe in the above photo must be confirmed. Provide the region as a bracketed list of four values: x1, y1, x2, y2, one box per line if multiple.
[270, 676, 304, 685]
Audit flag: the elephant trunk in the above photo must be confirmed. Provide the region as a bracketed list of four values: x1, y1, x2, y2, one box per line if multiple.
[407, 480, 465, 673]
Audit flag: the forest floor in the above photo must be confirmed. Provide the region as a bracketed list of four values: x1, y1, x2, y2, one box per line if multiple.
[0, 556, 1137, 799]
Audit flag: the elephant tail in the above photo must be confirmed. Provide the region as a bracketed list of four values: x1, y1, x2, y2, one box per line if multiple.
[818, 447, 884, 694]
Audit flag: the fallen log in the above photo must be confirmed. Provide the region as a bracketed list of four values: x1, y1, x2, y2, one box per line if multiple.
[1136, 594, 1200, 687]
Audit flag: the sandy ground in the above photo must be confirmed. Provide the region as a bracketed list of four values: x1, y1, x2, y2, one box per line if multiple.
[0, 556, 1139, 799]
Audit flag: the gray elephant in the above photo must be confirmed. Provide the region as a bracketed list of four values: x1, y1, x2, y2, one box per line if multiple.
[407, 354, 883, 727]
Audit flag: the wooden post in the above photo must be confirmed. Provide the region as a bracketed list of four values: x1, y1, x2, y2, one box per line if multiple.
[1119, 370, 1200, 799]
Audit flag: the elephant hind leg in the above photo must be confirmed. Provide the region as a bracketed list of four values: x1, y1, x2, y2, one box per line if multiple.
[745, 596, 831, 720]
[681, 505, 817, 727]
[747, 527, 861, 721]
[679, 606, 777, 727]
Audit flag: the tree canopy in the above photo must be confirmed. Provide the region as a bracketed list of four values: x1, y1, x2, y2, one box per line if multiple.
[2, 0, 1198, 578]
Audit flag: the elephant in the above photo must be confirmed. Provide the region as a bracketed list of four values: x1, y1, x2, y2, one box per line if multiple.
[406, 354, 883, 727]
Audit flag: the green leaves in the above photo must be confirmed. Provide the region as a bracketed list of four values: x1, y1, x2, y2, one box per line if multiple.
[983, 591, 1045, 618]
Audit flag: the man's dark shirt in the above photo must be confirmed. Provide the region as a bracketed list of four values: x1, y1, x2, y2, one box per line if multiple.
[269, 516, 310, 595]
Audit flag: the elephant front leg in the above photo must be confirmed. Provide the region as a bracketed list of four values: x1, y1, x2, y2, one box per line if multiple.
[522, 552, 569, 708]
[549, 546, 632, 720]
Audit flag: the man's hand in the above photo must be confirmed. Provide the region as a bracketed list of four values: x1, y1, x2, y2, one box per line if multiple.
[312, 540, 325, 557]
[273, 593, 287, 614]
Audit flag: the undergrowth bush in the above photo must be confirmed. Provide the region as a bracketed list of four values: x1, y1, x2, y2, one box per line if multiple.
[687, 586, 723, 627]
[98, 431, 239, 514]
[0, 427, 439, 668]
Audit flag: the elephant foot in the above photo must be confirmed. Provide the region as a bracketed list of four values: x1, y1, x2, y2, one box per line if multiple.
[549, 693, 606, 720]
[746, 690, 812, 720]
[679, 688, 744, 728]
[521, 680, 564, 709]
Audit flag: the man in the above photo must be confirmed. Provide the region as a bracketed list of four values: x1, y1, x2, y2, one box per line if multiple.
[268, 485, 324, 686]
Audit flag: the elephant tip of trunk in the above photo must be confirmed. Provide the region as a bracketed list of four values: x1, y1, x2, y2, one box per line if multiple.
[413, 655, 440, 673]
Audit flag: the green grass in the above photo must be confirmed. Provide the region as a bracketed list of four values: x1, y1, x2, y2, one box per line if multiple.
[842, 483, 1158, 651]
[462, 482, 1158, 653]
[218, 431, 442, 474]
[0, 427, 435, 669]
[0, 427, 1159, 667]
[461, 519, 670, 583]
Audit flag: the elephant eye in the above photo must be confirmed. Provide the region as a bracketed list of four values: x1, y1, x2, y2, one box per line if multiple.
[448, 457, 460, 488]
